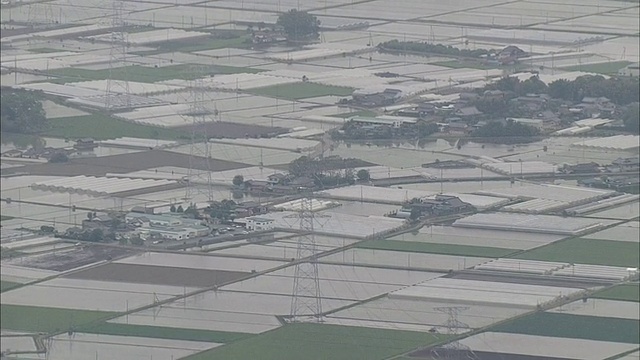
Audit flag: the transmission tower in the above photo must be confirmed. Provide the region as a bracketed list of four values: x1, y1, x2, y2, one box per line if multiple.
[105, 0, 131, 110]
[287, 197, 330, 323]
[184, 76, 214, 202]
[432, 306, 478, 360]
[27, 1, 55, 28]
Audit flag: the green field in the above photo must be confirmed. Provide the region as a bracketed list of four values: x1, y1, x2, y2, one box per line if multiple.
[248, 83, 354, 100]
[511, 238, 640, 267]
[0, 281, 21, 293]
[42, 114, 188, 140]
[1, 305, 117, 333]
[431, 60, 499, 70]
[357, 239, 516, 258]
[592, 284, 640, 302]
[0, 215, 14, 222]
[492, 312, 639, 344]
[184, 323, 445, 360]
[46, 64, 260, 84]
[83, 322, 251, 343]
[561, 61, 632, 75]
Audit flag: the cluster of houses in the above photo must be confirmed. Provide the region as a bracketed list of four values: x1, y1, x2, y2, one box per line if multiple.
[562, 157, 640, 175]
[244, 173, 316, 195]
[348, 85, 630, 137]
[1, 138, 98, 161]
[393, 195, 476, 219]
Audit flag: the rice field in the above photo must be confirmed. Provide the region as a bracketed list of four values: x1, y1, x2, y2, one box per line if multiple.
[592, 284, 640, 303]
[511, 238, 640, 268]
[492, 312, 640, 345]
[0, 304, 117, 333]
[183, 323, 444, 360]
[42, 115, 188, 140]
[0, 280, 20, 293]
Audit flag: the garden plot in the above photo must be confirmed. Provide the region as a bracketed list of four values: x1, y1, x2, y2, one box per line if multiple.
[453, 213, 607, 236]
[0, 278, 200, 312]
[263, 210, 405, 238]
[222, 264, 441, 302]
[213, 235, 360, 261]
[475, 258, 635, 281]
[550, 299, 640, 320]
[460, 332, 639, 360]
[30, 176, 178, 196]
[110, 291, 354, 334]
[586, 201, 640, 220]
[44, 333, 217, 360]
[389, 278, 583, 308]
[325, 296, 530, 333]
[114, 252, 286, 273]
[321, 248, 491, 271]
[0, 335, 37, 353]
[390, 226, 565, 250]
[583, 221, 640, 243]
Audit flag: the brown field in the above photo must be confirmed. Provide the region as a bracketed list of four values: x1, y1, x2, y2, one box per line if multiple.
[2, 150, 248, 176]
[64, 263, 249, 287]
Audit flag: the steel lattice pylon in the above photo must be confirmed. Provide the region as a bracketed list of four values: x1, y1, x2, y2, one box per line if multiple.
[287, 197, 328, 323]
[185, 76, 214, 202]
[27, 1, 55, 28]
[432, 306, 478, 360]
[105, 0, 131, 110]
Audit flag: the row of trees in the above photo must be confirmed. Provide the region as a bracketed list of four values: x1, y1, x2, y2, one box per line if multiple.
[379, 40, 493, 58]
[487, 75, 640, 105]
[1, 88, 48, 134]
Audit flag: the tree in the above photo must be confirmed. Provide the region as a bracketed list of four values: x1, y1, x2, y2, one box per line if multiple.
[87, 212, 94, 220]
[170, 204, 177, 212]
[232, 174, 244, 186]
[623, 103, 639, 134]
[1, 89, 47, 133]
[276, 9, 320, 40]
[416, 121, 439, 138]
[87, 228, 103, 242]
[409, 207, 422, 221]
[176, 205, 184, 213]
[129, 234, 144, 246]
[356, 169, 370, 181]
[48, 152, 69, 163]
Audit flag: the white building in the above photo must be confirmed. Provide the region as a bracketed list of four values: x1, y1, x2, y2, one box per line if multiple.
[618, 63, 640, 77]
[245, 217, 275, 231]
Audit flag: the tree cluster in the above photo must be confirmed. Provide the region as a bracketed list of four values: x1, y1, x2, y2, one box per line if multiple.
[337, 120, 439, 140]
[1, 88, 48, 134]
[276, 9, 320, 41]
[472, 120, 541, 144]
[207, 200, 237, 222]
[485, 75, 640, 106]
[379, 40, 493, 58]
[289, 156, 356, 188]
[623, 103, 639, 134]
